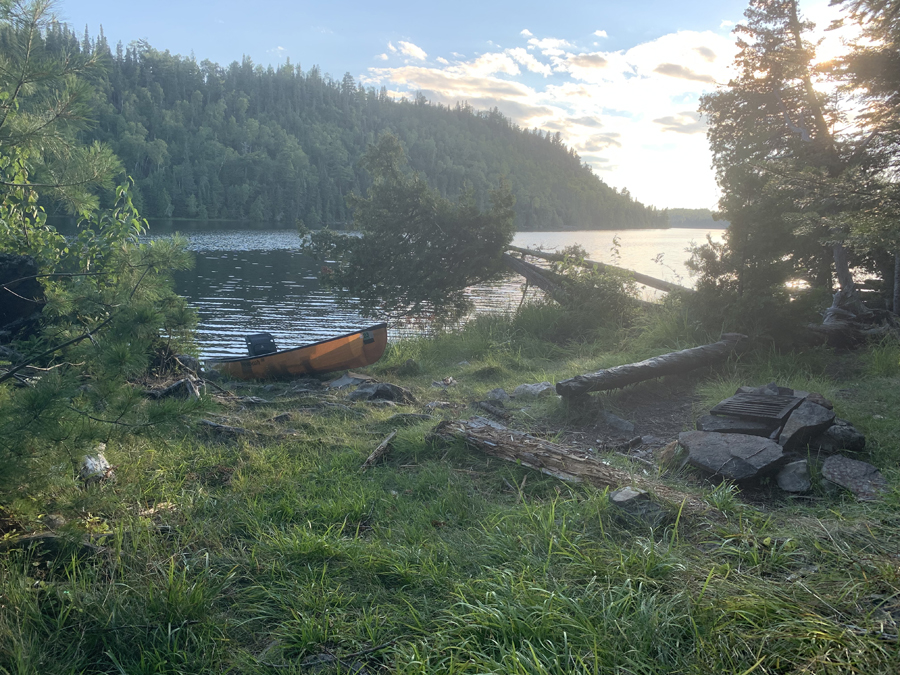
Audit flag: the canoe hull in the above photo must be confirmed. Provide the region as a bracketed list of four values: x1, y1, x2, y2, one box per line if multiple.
[208, 324, 388, 380]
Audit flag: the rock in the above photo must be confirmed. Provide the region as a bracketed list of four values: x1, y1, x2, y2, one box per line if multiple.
[512, 382, 555, 398]
[600, 411, 635, 436]
[821, 455, 887, 501]
[778, 401, 836, 449]
[696, 414, 779, 437]
[679, 431, 787, 481]
[272, 413, 293, 424]
[80, 444, 114, 484]
[805, 392, 833, 410]
[486, 388, 510, 403]
[348, 382, 416, 404]
[609, 487, 666, 525]
[776, 460, 811, 493]
[432, 376, 457, 388]
[328, 371, 376, 389]
[655, 440, 689, 471]
[810, 418, 866, 454]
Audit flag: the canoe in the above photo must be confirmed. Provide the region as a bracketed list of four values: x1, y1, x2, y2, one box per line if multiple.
[207, 323, 388, 380]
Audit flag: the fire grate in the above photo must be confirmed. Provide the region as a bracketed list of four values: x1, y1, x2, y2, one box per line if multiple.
[709, 393, 804, 422]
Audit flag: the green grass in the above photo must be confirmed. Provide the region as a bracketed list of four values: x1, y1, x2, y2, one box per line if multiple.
[2, 310, 900, 674]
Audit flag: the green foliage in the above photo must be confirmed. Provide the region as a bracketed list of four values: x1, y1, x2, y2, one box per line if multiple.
[303, 134, 516, 323]
[0, 1, 197, 497]
[17, 21, 668, 229]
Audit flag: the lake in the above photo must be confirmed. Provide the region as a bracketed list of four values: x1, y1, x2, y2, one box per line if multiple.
[151, 223, 725, 357]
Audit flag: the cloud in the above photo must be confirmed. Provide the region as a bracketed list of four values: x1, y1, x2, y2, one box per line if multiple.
[694, 46, 716, 62]
[507, 47, 552, 76]
[520, 29, 533, 37]
[720, 19, 735, 28]
[570, 116, 606, 128]
[527, 37, 573, 57]
[653, 111, 707, 134]
[268, 46, 286, 55]
[567, 53, 608, 69]
[580, 134, 622, 151]
[653, 63, 716, 83]
[398, 40, 427, 60]
[388, 42, 397, 53]
[593, 30, 608, 38]
[376, 53, 388, 61]
[437, 56, 449, 65]
[364, 28, 738, 207]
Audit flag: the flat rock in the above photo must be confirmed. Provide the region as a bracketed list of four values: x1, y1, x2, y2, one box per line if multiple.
[811, 418, 865, 453]
[778, 401, 835, 449]
[512, 382, 555, 398]
[776, 460, 811, 493]
[328, 371, 376, 389]
[609, 487, 666, 526]
[679, 430, 787, 481]
[696, 414, 779, 437]
[486, 388, 511, 403]
[600, 411, 635, 436]
[348, 382, 416, 404]
[821, 455, 887, 501]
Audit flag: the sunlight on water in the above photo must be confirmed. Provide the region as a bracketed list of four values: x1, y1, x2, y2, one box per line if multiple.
[156, 225, 725, 357]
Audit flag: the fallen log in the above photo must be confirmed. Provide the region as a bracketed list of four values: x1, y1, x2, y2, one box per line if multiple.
[507, 245, 693, 295]
[556, 333, 746, 398]
[502, 254, 569, 303]
[429, 417, 716, 517]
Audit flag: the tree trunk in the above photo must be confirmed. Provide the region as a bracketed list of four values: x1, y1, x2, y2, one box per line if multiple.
[506, 245, 691, 295]
[894, 252, 900, 314]
[429, 417, 717, 518]
[502, 254, 569, 304]
[556, 334, 745, 398]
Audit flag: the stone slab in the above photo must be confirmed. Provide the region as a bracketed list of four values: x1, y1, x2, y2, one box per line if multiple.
[811, 418, 866, 453]
[778, 401, 835, 449]
[679, 430, 787, 481]
[696, 414, 780, 437]
[822, 455, 887, 501]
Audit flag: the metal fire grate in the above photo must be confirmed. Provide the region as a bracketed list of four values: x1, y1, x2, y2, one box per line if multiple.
[709, 393, 804, 422]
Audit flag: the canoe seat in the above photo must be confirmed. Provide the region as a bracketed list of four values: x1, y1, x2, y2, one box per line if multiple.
[245, 332, 278, 357]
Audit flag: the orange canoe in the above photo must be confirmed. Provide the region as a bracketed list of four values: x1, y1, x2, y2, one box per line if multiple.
[208, 324, 388, 380]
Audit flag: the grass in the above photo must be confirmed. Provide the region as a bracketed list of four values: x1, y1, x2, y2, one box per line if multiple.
[2, 305, 900, 674]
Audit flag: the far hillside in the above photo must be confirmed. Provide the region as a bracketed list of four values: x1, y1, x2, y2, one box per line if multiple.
[665, 208, 728, 228]
[45, 26, 668, 230]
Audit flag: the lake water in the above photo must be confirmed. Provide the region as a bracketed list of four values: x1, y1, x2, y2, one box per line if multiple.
[154, 224, 724, 357]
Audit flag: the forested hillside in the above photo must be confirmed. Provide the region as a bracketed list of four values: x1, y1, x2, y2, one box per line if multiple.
[46, 25, 665, 229]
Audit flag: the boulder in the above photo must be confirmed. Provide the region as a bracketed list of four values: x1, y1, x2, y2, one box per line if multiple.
[696, 414, 779, 437]
[810, 418, 866, 453]
[821, 455, 887, 501]
[80, 444, 114, 484]
[805, 392, 834, 410]
[348, 382, 416, 404]
[679, 430, 787, 481]
[778, 401, 835, 450]
[512, 382, 555, 398]
[776, 460, 811, 493]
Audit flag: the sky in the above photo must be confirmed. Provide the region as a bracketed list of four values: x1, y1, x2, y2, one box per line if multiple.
[65, 0, 848, 210]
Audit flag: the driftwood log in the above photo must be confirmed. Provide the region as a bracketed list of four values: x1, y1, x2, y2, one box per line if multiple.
[430, 417, 715, 517]
[502, 254, 570, 303]
[556, 333, 746, 398]
[507, 245, 692, 295]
